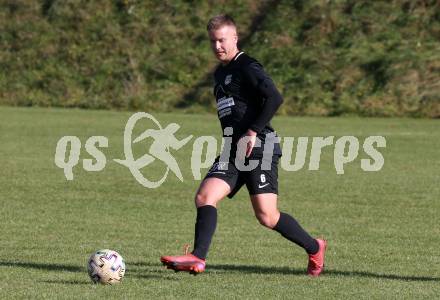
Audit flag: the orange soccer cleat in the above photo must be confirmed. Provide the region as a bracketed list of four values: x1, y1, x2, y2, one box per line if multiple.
[307, 239, 327, 277]
[160, 245, 206, 275]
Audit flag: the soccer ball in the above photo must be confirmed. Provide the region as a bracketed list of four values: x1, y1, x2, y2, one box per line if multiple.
[87, 249, 126, 284]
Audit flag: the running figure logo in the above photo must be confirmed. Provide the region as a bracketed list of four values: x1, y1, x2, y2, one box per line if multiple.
[114, 112, 193, 188]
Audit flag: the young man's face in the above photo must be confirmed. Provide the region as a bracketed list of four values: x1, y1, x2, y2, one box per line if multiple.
[208, 25, 239, 64]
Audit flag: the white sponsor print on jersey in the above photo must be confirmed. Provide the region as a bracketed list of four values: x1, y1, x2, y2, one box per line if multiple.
[217, 96, 235, 111]
[218, 108, 231, 118]
[217, 96, 235, 118]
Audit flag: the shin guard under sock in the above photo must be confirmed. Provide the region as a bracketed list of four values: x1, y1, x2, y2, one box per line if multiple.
[273, 212, 319, 254]
[192, 205, 217, 259]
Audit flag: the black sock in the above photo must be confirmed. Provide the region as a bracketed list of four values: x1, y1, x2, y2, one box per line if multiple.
[273, 212, 319, 254]
[192, 205, 217, 260]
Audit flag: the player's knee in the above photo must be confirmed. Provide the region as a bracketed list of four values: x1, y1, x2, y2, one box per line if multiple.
[255, 212, 278, 229]
[195, 193, 207, 207]
[195, 192, 216, 208]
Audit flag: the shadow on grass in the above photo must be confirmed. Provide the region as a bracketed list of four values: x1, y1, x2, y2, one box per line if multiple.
[208, 264, 440, 282]
[133, 261, 439, 282]
[41, 279, 90, 285]
[0, 261, 83, 272]
[131, 273, 179, 280]
[5, 260, 436, 283]
[41, 274, 175, 284]
[0, 260, 178, 282]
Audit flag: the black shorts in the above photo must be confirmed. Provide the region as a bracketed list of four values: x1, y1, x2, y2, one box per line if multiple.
[204, 155, 280, 198]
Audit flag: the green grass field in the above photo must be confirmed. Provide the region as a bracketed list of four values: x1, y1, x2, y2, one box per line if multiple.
[0, 106, 439, 299]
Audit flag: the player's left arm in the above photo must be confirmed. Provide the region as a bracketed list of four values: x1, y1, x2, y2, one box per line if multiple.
[243, 62, 284, 157]
[245, 62, 284, 133]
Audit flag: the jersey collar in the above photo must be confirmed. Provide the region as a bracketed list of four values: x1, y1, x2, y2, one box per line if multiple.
[233, 51, 244, 61]
[221, 51, 244, 67]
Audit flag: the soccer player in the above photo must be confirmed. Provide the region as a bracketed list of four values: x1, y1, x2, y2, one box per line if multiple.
[160, 14, 326, 276]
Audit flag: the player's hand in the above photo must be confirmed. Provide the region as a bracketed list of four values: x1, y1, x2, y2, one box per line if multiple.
[245, 129, 257, 158]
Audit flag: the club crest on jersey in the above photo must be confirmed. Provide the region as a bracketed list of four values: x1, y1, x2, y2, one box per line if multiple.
[224, 74, 232, 85]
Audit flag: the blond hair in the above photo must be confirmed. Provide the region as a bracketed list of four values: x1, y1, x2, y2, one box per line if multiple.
[206, 14, 237, 31]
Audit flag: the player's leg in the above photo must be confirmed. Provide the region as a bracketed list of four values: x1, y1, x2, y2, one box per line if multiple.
[161, 158, 240, 274]
[250, 193, 326, 276]
[246, 155, 326, 276]
[250, 193, 318, 252]
[250, 192, 279, 228]
[192, 177, 231, 259]
[160, 178, 230, 274]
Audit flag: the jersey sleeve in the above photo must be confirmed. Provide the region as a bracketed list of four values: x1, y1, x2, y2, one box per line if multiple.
[243, 62, 283, 133]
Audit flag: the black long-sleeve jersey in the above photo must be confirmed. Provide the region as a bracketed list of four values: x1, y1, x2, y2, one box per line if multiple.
[213, 51, 283, 158]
